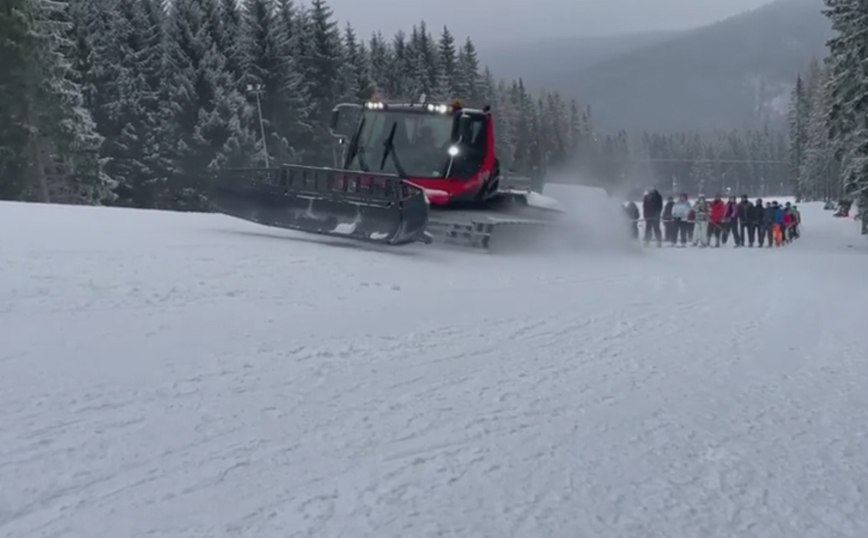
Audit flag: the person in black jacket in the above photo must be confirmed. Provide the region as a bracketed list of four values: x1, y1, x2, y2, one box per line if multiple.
[642, 188, 664, 247]
[746, 198, 763, 247]
[737, 195, 752, 247]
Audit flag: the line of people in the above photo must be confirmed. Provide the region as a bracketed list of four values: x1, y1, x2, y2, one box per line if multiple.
[624, 188, 802, 248]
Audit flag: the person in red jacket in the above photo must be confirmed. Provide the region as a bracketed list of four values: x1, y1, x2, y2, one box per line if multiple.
[707, 194, 727, 247]
[782, 207, 794, 243]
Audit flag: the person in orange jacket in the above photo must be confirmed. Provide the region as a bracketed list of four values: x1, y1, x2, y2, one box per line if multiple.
[707, 194, 727, 247]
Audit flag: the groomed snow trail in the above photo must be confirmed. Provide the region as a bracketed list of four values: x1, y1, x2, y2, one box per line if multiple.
[1, 198, 867, 538]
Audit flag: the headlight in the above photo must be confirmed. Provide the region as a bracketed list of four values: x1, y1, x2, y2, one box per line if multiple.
[448, 146, 459, 156]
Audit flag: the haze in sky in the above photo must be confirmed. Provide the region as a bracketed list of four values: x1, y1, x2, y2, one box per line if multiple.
[325, 0, 775, 46]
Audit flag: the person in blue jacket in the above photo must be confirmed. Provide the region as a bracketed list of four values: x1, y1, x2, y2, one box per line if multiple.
[772, 202, 785, 226]
[763, 202, 775, 247]
[771, 201, 785, 245]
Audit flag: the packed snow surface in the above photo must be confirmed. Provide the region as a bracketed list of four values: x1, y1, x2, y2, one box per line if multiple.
[2, 190, 868, 538]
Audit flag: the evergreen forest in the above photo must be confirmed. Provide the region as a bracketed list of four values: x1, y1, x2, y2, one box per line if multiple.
[2, 0, 849, 209]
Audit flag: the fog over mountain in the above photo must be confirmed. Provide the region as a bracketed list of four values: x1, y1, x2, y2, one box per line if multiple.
[325, 0, 771, 47]
[476, 0, 830, 131]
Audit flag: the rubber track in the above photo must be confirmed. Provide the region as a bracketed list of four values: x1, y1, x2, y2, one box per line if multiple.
[425, 209, 559, 251]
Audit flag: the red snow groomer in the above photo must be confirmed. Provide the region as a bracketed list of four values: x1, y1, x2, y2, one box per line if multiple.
[208, 94, 563, 249]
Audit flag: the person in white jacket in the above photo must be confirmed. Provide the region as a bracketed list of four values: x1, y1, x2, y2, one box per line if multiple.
[692, 196, 710, 247]
[670, 193, 692, 247]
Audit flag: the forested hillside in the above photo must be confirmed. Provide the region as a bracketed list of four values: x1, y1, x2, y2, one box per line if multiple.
[595, 129, 789, 198]
[1, 0, 795, 209]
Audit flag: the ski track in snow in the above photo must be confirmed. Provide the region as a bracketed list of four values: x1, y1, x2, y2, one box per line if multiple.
[1, 199, 868, 537]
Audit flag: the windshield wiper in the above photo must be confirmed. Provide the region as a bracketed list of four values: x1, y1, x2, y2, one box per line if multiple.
[346, 117, 369, 171]
[356, 144, 370, 172]
[379, 121, 408, 178]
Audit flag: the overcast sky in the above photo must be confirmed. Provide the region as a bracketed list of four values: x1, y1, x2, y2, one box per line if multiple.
[324, 0, 774, 47]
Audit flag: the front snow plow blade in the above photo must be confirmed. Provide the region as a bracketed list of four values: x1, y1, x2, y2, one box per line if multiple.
[208, 165, 431, 246]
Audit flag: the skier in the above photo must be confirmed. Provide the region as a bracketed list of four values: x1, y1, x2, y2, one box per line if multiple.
[687, 207, 696, 242]
[670, 193, 692, 247]
[784, 202, 796, 243]
[749, 198, 764, 247]
[624, 201, 640, 240]
[791, 205, 801, 238]
[707, 195, 726, 247]
[722, 196, 741, 246]
[737, 195, 752, 246]
[772, 201, 785, 246]
[642, 188, 663, 247]
[662, 196, 675, 245]
[763, 201, 775, 247]
[692, 195, 710, 247]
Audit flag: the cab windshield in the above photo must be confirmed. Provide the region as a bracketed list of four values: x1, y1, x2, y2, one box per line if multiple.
[346, 109, 454, 178]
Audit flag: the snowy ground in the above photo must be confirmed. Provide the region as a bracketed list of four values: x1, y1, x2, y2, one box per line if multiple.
[2, 188, 868, 538]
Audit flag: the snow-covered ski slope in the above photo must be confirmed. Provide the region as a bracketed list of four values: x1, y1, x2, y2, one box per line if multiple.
[2, 189, 868, 538]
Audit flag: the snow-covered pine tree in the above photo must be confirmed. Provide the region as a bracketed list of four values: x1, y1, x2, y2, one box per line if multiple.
[822, 0, 868, 204]
[77, 0, 168, 207]
[506, 79, 535, 174]
[0, 0, 36, 199]
[409, 21, 438, 97]
[567, 99, 595, 178]
[218, 0, 245, 89]
[802, 63, 838, 201]
[455, 37, 480, 105]
[367, 31, 392, 98]
[10, 0, 114, 204]
[527, 100, 545, 177]
[477, 66, 495, 106]
[787, 74, 809, 200]
[754, 127, 775, 195]
[690, 154, 715, 196]
[242, 0, 311, 165]
[341, 24, 374, 101]
[382, 31, 412, 100]
[297, 0, 345, 164]
[543, 92, 568, 166]
[162, 0, 256, 208]
[492, 79, 517, 173]
[403, 24, 432, 100]
[434, 26, 457, 101]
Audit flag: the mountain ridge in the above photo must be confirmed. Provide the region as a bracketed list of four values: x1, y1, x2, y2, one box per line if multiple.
[477, 30, 683, 91]
[566, 0, 831, 131]
[481, 0, 831, 132]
